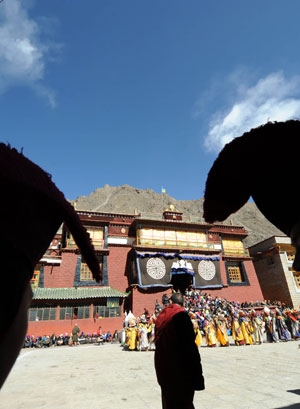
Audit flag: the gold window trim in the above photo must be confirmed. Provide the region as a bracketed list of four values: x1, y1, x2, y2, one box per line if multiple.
[228, 265, 242, 283]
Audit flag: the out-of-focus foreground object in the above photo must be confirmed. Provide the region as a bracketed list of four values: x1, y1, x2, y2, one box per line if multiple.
[203, 120, 300, 271]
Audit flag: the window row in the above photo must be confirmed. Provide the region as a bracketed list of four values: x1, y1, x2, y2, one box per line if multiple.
[66, 227, 104, 249]
[222, 240, 249, 256]
[28, 304, 121, 321]
[137, 228, 214, 249]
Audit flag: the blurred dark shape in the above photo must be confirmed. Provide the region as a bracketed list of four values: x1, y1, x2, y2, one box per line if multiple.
[203, 120, 300, 271]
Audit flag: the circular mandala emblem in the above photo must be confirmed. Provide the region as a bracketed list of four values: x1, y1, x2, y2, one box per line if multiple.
[146, 258, 166, 280]
[198, 260, 216, 280]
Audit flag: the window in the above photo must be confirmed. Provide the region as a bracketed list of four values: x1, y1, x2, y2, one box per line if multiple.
[107, 298, 119, 307]
[59, 305, 90, 320]
[293, 272, 300, 290]
[80, 259, 103, 282]
[226, 261, 249, 286]
[66, 228, 104, 249]
[137, 228, 212, 249]
[228, 265, 242, 282]
[30, 266, 41, 289]
[222, 240, 249, 256]
[86, 227, 104, 248]
[28, 307, 56, 321]
[93, 304, 121, 318]
[80, 262, 94, 281]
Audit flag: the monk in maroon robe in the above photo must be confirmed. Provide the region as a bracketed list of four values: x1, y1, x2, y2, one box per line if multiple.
[154, 292, 205, 409]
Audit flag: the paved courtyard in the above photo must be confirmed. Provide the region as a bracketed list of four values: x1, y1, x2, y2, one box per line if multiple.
[1, 340, 300, 409]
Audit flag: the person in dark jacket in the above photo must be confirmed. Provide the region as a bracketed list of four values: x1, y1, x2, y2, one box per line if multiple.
[154, 292, 205, 409]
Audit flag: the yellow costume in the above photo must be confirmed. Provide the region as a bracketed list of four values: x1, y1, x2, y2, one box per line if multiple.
[192, 319, 202, 347]
[126, 320, 138, 350]
[240, 318, 253, 345]
[204, 320, 218, 347]
[251, 315, 264, 344]
[216, 319, 229, 346]
[231, 316, 245, 345]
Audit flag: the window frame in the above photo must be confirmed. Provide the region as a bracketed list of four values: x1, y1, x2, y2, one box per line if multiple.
[225, 261, 250, 286]
[292, 271, 300, 291]
[59, 305, 90, 320]
[93, 303, 121, 318]
[28, 306, 57, 321]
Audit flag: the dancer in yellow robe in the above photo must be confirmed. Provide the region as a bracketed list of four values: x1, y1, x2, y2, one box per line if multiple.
[239, 311, 253, 345]
[192, 319, 203, 347]
[126, 319, 138, 350]
[251, 310, 264, 344]
[215, 314, 230, 346]
[231, 312, 245, 345]
[204, 316, 218, 347]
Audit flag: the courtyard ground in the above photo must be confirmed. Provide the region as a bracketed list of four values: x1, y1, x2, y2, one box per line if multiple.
[0, 340, 300, 409]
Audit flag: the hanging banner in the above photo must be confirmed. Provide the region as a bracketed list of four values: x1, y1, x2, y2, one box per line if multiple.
[135, 252, 223, 289]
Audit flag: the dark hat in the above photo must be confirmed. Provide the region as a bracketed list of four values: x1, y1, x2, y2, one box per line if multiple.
[0, 143, 101, 282]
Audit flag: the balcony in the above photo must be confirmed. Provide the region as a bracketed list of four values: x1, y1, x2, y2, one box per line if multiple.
[223, 248, 250, 257]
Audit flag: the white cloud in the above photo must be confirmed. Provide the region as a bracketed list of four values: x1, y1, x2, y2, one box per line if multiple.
[0, 0, 58, 106]
[204, 71, 300, 152]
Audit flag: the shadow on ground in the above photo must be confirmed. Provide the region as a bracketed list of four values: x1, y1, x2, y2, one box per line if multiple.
[287, 390, 300, 396]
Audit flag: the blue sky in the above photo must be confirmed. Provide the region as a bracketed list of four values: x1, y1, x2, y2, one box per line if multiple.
[1, 1, 300, 201]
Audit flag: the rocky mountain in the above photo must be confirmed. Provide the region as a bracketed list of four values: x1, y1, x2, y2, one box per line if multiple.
[72, 184, 284, 248]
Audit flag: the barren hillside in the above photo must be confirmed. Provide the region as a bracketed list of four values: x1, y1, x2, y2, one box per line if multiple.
[72, 184, 284, 248]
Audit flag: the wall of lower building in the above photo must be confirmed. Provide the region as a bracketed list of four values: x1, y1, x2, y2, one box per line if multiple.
[44, 252, 77, 288]
[107, 245, 131, 291]
[27, 316, 124, 336]
[206, 259, 264, 302]
[252, 253, 293, 306]
[131, 287, 173, 316]
[279, 253, 300, 308]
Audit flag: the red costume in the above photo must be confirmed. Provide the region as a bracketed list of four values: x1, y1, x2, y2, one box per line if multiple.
[155, 303, 205, 409]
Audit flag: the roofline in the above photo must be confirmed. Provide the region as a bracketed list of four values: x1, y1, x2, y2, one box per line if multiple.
[76, 209, 138, 218]
[248, 235, 289, 249]
[132, 218, 247, 231]
[32, 286, 129, 300]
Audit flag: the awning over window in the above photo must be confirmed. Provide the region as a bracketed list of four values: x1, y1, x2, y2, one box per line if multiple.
[135, 251, 223, 289]
[32, 287, 128, 300]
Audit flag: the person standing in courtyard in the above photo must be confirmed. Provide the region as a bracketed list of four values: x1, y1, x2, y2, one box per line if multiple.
[72, 324, 80, 346]
[155, 292, 205, 409]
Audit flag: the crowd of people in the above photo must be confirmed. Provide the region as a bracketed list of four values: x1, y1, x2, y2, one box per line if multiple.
[123, 289, 300, 351]
[23, 292, 300, 351]
[23, 325, 119, 348]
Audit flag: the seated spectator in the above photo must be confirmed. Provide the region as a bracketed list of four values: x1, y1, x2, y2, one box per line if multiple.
[57, 335, 64, 346]
[63, 333, 69, 345]
[35, 337, 43, 348]
[50, 333, 57, 346]
[106, 331, 112, 342]
[112, 330, 119, 343]
[42, 335, 50, 347]
[24, 336, 31, 348]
